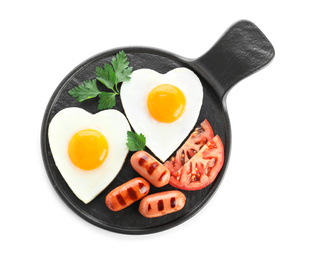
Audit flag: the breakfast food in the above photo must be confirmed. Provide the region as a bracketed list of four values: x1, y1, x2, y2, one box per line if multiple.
[131, 151, 170, 188]
[48, 107, 130, 204]
[139, 190, 186, 218]
[120, 68, 203, 162]
[164, 119, 214, 174]
[168, 135, 224, 190]
[58, 51, 225, 219]
[105, 177, 150, 211]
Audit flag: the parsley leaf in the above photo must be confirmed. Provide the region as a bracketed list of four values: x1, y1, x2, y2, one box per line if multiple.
[111, 51, 133, 84]
[68, 51, 132, 109]
[68, 79, 100, 102]
[96, 64, 116, 91]
[97, 92, 117, 110]
[126, 131, 146, 151]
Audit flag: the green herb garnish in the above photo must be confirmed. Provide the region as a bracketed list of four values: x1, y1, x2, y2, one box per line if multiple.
[126, 131, 146, 151]
[68, 79, 100, 102]
[68, 50, 132, 110]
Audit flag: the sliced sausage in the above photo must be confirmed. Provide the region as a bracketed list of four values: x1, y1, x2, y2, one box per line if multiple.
[105, 177, 150, 211]
[139, 190, 186, 218]
[131, 151, 170, 187]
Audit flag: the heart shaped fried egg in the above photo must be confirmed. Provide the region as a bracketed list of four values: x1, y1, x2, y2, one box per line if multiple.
[48, 107, 130, 204]
[120, 68, 203, 162]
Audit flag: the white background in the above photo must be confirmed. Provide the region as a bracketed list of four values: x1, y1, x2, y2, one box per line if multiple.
[1, 0, 308, 259]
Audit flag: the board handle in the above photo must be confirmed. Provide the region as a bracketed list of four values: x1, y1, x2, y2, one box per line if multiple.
[190, 20, 275, 100]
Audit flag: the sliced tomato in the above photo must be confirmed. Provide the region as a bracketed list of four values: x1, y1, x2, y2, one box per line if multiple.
[168, 135, 224, 191]
[164, 119, 214, 174]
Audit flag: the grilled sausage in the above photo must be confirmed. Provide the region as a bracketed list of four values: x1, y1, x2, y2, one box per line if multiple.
[105, 177, 150, 211]
[139, 190, 186, 218]
[131, 151, 170, 188]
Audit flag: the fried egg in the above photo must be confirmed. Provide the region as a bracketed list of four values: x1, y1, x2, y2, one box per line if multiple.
[48, 107, 130, 204]
[120, 68, 203, 162]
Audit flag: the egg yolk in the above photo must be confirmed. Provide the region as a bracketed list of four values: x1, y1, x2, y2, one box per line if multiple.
[147, 84, 186, 123]
[68, 129, 108, 171]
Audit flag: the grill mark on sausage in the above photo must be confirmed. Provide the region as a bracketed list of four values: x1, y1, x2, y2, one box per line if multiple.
[138, 182, 147, 194]
[170, 197, 176, 208]
[148, 204, 152, 211]
[148, 162, 158, 175]
[158, 170, 167, 182]
[116, 194, 126, 206]
[138, 155, 148, 166]
[127, 187, 137, 200]
[106, 201, 114, 210]
[158, 200, 164, 211]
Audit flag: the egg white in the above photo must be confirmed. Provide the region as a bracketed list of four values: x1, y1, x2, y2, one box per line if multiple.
[48, 107, 130, 204]
[120, 68, 203, 162]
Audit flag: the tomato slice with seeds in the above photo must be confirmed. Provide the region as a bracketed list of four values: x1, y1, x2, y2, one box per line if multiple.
[164, 119, 214, 175]
[168, 135, 224, 191]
